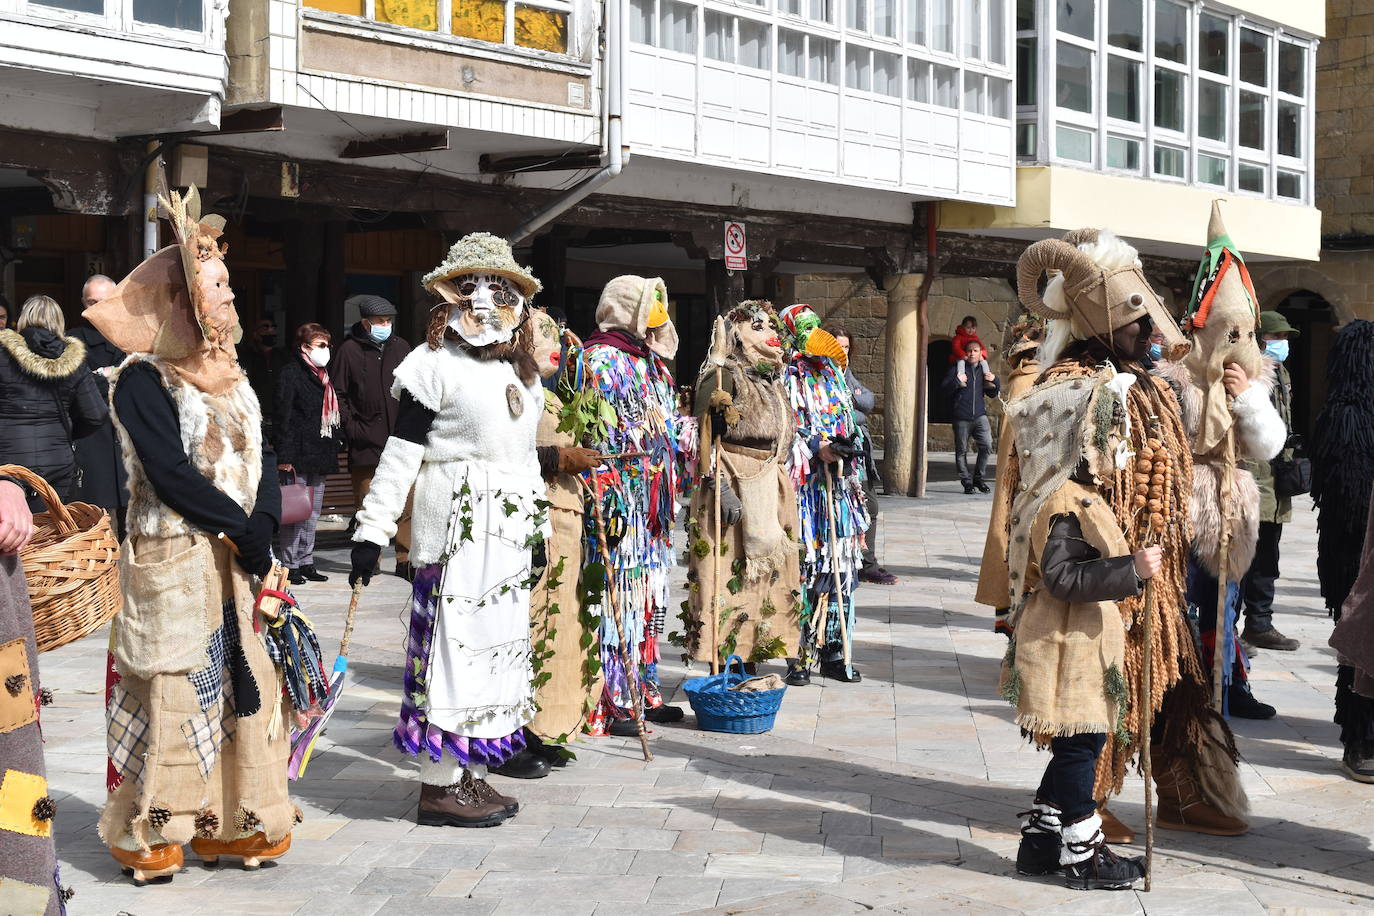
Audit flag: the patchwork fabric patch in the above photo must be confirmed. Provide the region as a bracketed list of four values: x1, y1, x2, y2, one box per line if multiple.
[180, 706, 226, 780]
[0, 769, 51, 837]
[0, 638, 37, 735]
[0, 876, 51, 915]
[187, 621, 229, 713]
[221, 600, 261, 718]
[106, 683, 150, 786]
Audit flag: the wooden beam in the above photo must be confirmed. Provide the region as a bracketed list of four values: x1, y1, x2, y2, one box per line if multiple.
[341, 131, 450, 159]
[479, 149, 602, 174]
[212, 107, 285, 136]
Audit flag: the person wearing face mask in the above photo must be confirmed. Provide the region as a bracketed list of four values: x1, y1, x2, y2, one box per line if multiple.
[274, 323, 346, 584]
[332, 294, 414, 577]
[1234, 311, 1302, 652]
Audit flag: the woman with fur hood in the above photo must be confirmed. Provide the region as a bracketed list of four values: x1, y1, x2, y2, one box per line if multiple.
[349, 234, 600, 826]
[0, 295, 107, 508]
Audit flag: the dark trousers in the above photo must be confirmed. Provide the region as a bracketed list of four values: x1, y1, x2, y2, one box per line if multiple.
[861, 449, 880, 567]
[1241, 521, 1283, 633]
[1036, 732, 1106, 822]
[953, 415, 993, 485]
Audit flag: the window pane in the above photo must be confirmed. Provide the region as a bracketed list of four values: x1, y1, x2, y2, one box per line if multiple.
[779, 29, 806, 75]
[988, 77, 1011, 116]
[1017, 121, 1037, 157]
[1056, 124, 1093, 162]
[34, 0, 104, 13]
[875, 0, 896, 36]
[629, 0, 652, 43]
[1278, 101, 1301, 158]
[933, 63, 958, 106]
[874, 50, 901, 95]
[1056, 0, 1092, 40]
[134, 0, 202, 28]
[704, 11, 733, 62]
[809, 36, 838, 82]
[1240, 27, 1267, 86]
[1277, 170, 1302, 199]
[1056, 42, 1092, 113]
[781, 0, 802, 14]
[453, 0, 504, 37]
[1153, 144, 1183, 177]
[988, 0, 1005, 63]
[963, 71, 985, 111]
[1016, 0, 1033, 30]
[1199, 12, 1228, 75]
[660, 0, 695, 52]
[1107, 0, 1140, 51]
[810, 0, 834, 22]
[1238, 163, 1264, 193]
[1154, 0, 1185, 62]
[739, 19, 770, 68]
[1198, 153, 1226, 187]
[1153, 68, 1184, 132]
[375, 0, 435, 29]
[932, 0, 953, 50]
[1197, 79, 1226, 141]
[1016, 37, 1037, 106]
[965, 0, 982, 57]
[1279, 42, 1305, 97]
[908, 0, 926, 42]
[1107, 56, 1139, 121]
[515, 4, 567, 50]
[847, 0, 867, 31]
[1238, 89, 1264, 149]
[846, 46, 872, 89]
[1107, 136, 1139, 169]
[908, 59, 931, 100]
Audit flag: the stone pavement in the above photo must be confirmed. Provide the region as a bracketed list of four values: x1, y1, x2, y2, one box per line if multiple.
[36, 454, 1374, 914]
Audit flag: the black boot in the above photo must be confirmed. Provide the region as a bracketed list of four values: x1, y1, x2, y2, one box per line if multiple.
[644, 705, 684, 723]
[1060, 812, 1144, 891]
[784, 661, 810, 686]
[1015, 798, 1062, 876]
[301, 564, 328, 582]
[819, 660, 861, 683]
[1227, 681, 1276, 719]
[287, 568, 306, 585]
[490, 749, 550, 780]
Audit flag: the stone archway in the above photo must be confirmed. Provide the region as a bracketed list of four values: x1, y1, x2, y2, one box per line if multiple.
[1251, 264, 1356, 327]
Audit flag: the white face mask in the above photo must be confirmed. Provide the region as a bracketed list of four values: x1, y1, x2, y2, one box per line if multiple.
[308, 346, 330, 368]
[446, 273, 526, 347]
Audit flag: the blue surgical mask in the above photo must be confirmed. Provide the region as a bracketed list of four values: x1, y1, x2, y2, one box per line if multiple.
[368, 323, 392, 343]
[1148, 343, 1163, 361]
[1265, 339, 1289, 362]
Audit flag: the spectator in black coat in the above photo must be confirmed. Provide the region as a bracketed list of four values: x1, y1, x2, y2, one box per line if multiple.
[275, 322, 346, 584]
[0, 296, 10, 331]
[71, 274, 129, 536]
[0, 296, 108, 510]
[941, 340, 1000, 495]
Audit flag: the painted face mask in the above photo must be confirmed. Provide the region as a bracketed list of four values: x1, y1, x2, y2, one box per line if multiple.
[444, 272, 526, 347]
[731, 308, 784, 370]
[779, 303, 820, 352]
[531, 310, 563, 379]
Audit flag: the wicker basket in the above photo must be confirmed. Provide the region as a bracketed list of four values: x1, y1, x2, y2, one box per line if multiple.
[682, 655, 787, 734]
[2, 465, 122, 652]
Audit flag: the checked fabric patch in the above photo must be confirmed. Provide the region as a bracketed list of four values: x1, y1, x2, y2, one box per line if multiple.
[187, 620, 229, 713]
[106, 684, 150, 786]
[181, 685, 237, 780]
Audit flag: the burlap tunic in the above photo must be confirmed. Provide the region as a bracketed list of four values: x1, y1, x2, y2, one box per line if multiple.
[976, 356, 1040, 609]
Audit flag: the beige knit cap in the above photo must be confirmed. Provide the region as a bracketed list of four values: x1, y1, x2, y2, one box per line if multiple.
[595, 275, 668, 337]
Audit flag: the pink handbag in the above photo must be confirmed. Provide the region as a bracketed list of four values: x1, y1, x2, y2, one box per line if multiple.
[279, 473, 313, 526]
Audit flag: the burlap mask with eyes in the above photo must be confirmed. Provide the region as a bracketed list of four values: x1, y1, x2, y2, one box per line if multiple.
[730, 300, 784, 372]
[433, 272, 526, 347]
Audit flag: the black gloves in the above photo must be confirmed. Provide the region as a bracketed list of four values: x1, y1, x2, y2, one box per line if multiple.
[826, 434, 859, 461]
[712, 476, 742, 526]
[233, 512, 275, 578]
[350, 541, 382, 587]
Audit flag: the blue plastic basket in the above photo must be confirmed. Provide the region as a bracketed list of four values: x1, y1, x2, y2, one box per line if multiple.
[682, 655, 787, 734]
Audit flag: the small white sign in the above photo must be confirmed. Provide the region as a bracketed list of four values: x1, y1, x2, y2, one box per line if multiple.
[724, 221, 748, 270]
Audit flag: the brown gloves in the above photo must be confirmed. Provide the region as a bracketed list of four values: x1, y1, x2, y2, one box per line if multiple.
[557, 447, 602, 474]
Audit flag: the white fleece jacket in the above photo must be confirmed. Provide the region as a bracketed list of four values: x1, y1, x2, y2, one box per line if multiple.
[1231, 381, 1286, 462]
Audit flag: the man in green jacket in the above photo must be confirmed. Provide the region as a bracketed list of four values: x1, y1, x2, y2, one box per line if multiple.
[1241, 311, 1301, 651]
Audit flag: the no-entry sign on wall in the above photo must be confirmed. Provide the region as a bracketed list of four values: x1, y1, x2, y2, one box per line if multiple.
[724, 221, 748, 270]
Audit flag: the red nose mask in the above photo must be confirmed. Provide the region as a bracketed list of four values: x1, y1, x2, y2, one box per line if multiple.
[548, 352, 561, 366]
[766, 336, 780, 347]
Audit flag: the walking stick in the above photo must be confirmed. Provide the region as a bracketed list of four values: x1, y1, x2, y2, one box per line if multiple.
[710, 433, 722, 676]
[579, 475, 653, 761]
[1212, 427, 1235, 712]
[1140, 573, 1156, 891]
[823, 460, 852, 671]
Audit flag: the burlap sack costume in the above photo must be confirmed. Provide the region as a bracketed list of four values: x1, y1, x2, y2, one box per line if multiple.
[685, 304, 801, 664]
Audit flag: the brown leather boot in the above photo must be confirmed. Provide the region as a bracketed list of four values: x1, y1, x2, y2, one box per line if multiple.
[416, 780, 507, 828]
[191, 831, 291, 868]
[464, 771, 519, 817]
[1153, 752, 1248, 836]
[1098, 804, 1134, 844]
[110, 843, 183, 885]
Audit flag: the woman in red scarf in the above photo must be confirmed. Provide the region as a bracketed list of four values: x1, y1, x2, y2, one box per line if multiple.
[275, 322, 345, 583]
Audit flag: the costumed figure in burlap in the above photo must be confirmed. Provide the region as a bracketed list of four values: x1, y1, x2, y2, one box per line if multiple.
[778, 303, 868, 686]
[349, 233, 600, 824]
[1316, 320, 1374, 783]
[1151, 203, 1286, 725]
[575, 277, 689, 736]
[683, 301, 801, 667]
[522, 309, 603, 764]
[976, 318, 1043, 638]
[1002, 226, 1245, 890]
[0, 477, 69, 912]
[87, 187, 294, 883]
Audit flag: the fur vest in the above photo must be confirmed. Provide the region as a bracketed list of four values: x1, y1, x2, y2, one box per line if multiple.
[111, 355, 264, 538]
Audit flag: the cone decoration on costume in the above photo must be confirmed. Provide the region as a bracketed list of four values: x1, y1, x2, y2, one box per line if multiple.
[803, 328, 848, 370]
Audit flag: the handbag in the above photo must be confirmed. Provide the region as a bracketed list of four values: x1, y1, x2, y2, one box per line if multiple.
[1271, 436, 1311, 498]
[279, 472, 314, 526]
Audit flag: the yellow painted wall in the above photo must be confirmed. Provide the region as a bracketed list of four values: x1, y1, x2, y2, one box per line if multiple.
[1217, 0, 1324, 38]
[941, 166, 1323, 261]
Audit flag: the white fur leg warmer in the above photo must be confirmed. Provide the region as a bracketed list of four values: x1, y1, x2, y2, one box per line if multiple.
[1059, 812, 1104, 866]
[354, 436, 424, 548]
[419, 754, 465, 787]
[1020, 798, 1062, 837]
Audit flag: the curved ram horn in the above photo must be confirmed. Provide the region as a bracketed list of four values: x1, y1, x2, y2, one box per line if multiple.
[1015, 238, 1096, 320]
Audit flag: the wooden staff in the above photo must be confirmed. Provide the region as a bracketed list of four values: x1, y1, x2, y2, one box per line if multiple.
[708, 362, 725, 675]
[823, 460, 852, 670]
[579, 475, 653, 761]
[1212, 427, 1235, 712]
[1139, 412, 1162, 892]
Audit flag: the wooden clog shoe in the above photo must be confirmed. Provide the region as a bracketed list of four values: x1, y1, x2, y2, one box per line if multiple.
[191, 831, 291, 869]
[110, 843, 184, 886]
